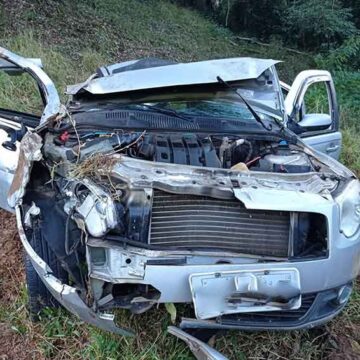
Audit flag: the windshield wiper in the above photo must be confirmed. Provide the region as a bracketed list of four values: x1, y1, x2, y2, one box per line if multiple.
[138, 104, 194, 123]
[216, 76, 273, 131]
[72, 102, 195, 123]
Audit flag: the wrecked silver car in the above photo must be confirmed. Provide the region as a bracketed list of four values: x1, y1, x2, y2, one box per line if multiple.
[0, 47, 359, 350]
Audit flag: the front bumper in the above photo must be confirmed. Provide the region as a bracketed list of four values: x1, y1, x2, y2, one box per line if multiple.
[17, 201, 360, 333]
[180, 286, 350, 331]
[15, 206, 133, 336]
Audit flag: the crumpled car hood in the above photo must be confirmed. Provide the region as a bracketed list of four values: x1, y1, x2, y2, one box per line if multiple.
[66, 57, 280, 96]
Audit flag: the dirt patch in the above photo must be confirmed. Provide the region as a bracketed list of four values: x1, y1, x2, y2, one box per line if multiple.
[0, 322, 44, 360]
[326, 322, 360, 359]
[0, 210, 43, 359]
[0, 210, 24, 304]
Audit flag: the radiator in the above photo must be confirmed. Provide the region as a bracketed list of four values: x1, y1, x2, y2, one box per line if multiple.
[149, 190, 290, 257]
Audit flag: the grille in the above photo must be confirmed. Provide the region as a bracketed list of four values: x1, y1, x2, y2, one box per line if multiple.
[149, 190, 290, 257]
[220, 293, 316, 323]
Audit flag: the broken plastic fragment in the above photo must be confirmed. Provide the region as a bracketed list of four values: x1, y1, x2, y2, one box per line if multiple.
[168, 326, 228, 360]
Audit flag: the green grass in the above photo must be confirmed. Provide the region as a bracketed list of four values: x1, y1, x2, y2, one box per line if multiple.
[0, 0, 360, 359]
[2, 282, 360, 359]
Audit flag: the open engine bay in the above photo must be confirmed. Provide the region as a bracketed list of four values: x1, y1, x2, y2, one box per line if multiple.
[45, 115, 322, 173]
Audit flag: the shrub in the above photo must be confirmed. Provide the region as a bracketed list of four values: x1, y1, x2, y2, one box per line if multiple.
[316, 36, 360, 71]
[276, 0, 357, 50]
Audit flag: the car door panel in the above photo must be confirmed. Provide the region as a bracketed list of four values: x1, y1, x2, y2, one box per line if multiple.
[0, 48, 60, 211]
[283, 71, 341, 160]
[0, 122, 20, 212]
[302, 131, 342, 160]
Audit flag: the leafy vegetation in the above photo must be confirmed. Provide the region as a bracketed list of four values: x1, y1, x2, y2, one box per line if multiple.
[282, 0, 357, 49]
[175, 0, 359, 51]
[0, 0, 359, 359]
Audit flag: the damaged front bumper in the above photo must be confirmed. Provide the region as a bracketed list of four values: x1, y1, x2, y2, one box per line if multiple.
[15, 206, 133, 336]
[12, 136, 360, 335]
[18, 196, 358, 334]
[18, 202, 228, 359]
[180, 285, 351, 331]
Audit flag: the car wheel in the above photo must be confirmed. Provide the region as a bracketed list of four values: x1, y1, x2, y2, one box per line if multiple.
[25, 225, 67, 319]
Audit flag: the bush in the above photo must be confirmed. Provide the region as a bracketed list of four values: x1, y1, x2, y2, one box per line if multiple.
[316, 36, 360, 71]
[173, 0, 359, 52]
[341, 0, 360, 27]
[282, 0, 357, 50]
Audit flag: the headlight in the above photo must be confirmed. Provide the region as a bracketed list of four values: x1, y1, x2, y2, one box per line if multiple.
[336, 180, 360, 238]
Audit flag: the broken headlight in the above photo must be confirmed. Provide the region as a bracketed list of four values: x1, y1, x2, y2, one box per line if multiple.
[336, 180, 360, 238]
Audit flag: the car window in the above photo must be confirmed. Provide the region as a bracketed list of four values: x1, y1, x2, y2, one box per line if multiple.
[0, 70, 43, 116]
[292, 82, 331, 123]
[303, 82, 330, 115]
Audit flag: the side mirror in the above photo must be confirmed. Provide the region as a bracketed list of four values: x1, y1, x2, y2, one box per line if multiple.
[0, 58, 43, 75]
[298, 113, 332, 132]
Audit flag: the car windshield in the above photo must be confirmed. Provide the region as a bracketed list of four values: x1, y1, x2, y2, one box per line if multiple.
[139, 99, 259, 120]
[75, 86, 283, 132]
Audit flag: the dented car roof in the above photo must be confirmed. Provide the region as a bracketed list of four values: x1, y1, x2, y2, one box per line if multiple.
[66, 57, 280, 96]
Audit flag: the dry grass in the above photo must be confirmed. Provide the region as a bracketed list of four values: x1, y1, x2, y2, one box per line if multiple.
[68, 153, 119, 180]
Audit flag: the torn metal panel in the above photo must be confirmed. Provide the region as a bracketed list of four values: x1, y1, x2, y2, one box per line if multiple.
[67, 58, 280, 96]
[0, 47, 62, 211]
[65, 73, 97, 95]
[7, 132, 43, 208]
[15, 206, 134, 336]
[108, 156, 337, 196]
[233, 187, 332, 212]
[0, 47, 61, 125]
[168, 326, 228, 360]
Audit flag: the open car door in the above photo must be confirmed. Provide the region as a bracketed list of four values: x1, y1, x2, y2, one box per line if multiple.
[0, 47, 61, 212]
[283, 70, 341, 160]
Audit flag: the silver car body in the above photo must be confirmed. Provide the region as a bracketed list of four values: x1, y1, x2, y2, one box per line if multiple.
[0, 48, 359, 342]
[66, 58, 280, 96]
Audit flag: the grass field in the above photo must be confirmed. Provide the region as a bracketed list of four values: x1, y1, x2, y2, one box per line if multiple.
[0, 0, 360, 358]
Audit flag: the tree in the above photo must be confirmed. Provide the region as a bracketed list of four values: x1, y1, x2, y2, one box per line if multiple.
[218, 0, 287, 39]
[282, 0, 357, 50]
[341, 0, 360, 27]
[173, 0, 358, 51]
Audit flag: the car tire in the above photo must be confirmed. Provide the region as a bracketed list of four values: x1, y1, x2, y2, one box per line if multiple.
[25, 226, 67, 319]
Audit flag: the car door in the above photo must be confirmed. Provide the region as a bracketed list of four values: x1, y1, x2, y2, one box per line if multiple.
[283, 70, 341, 160]
[0, 47, 60, 212]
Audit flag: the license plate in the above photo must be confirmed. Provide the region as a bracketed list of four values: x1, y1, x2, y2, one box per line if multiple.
[189, 268, 301, 319]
